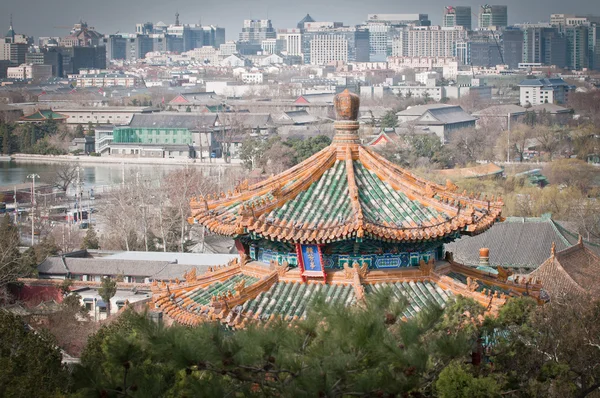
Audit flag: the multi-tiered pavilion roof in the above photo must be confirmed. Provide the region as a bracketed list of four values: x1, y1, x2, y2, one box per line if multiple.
[152, 90, 541, 327]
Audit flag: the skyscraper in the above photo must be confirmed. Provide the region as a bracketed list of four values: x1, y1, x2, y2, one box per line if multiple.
[304, 27, 369, 65]
[443, 6, 472, 30]
[239, 20, 276, 45]
[522, 26, 567, 68]
[479, 5, 508, 29]
[406, 26, 467, 58]
[565, 25, 589, 70]
[366, 14, 430, 26]
[277, 29, 303, 56]
[589, 23, 600, 70]
[501, 28, 524, 69]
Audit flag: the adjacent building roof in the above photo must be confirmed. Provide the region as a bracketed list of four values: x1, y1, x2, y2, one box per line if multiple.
[359, 106, 392, 121]
[20, 109, 69, 122]
[104, 251, 237, 267]
[472, 104, 526, 117]
[528, 239, 600, 297]
[223, 113, 274, 128]
[519, 78, 569, 88]
[38, 253, 238, 280]
[365, 131, 401, 147]
[281, 110, 321, 125]
[127, 113, 219, 130]
[294, 93, 335, 104]
[396, 104, 453, 117]
[445, 216, 571, 270]
[528, 103, 571, 114]
[415, 106, 477, 126]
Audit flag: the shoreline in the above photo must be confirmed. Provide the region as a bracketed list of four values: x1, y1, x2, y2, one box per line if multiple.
[12, 154, 242, 167]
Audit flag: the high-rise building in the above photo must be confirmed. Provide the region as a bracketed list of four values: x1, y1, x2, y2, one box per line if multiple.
[220, 41, 238, 56]
[60, 22, 104, 47]
[391, 30, 408, 57]
[105, 34, 155, 62]
[239, 20, 276, 45]
[364, 13, 431, 62]
[366, 23, 391, 62]
[26, 49, 63, 77]
[277, 29, 303, 56]
[1, 19, 31, 65]
[589, 23, 600, 70]
[57, 46, 106, 75]
[565, 25, 589, 70]
[297, 14, 316, 30]
[366, 14, 430, 26]
[522, 27, 567, 68]
[304, 27, 369, 65]
[479, 5, 508, 29]
[406, 26, 467, 58]
[501, 28, 524, 69]
[261, 39, 282, 54]
[443, 6, 472, 30]
[465, 30, 503, 66]
[551, 14, 600, 32]
[108, 17, 225, 62]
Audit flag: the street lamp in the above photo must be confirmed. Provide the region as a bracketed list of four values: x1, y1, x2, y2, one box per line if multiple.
[27, 174, 40, 246]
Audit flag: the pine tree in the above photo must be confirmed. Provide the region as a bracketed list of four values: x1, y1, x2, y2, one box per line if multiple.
[381, 110, 398, 129]
[75, 124, 85, 138]
[0, 123, 8, 154]
[73, 291, 480, 396]
[98, 277, 117, 317]
[0, 311, 69, 396]
[81, 227, 99, 250]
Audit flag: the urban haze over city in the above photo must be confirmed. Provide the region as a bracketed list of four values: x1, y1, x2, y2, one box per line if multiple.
[1, 0, 600, 396]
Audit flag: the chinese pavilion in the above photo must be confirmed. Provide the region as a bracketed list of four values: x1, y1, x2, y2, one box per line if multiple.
[152, 90, 542, 327]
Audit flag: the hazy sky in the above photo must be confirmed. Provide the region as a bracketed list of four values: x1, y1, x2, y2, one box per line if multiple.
[1, 0, 597, 41]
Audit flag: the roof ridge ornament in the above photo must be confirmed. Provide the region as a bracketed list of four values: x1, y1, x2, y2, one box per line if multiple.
[332, 89, 361, 145]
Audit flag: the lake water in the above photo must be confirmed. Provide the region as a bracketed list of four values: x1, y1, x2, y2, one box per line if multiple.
[0, 161, 213, 193]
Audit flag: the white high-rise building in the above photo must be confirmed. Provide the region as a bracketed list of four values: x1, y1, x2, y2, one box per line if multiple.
[277, 29, 302, 56]
[261, 39, 278, 54]
[309, 35, 348, 65]
[239, 19, 276, 45]
[406, 26, 466, 57]
[220, 41, 237, 56]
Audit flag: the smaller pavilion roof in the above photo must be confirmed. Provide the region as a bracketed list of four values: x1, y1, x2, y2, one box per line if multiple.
[151, 254, 542, 328]
[528, 239, 600, 298]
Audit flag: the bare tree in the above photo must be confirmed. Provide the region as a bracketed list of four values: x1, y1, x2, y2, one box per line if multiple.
[217, 111, 246, 163]
[53, 163, 80, 192]
[164, 167, 217, 252]
[100, 184, 141, 251]
[0, 215, 27, 298]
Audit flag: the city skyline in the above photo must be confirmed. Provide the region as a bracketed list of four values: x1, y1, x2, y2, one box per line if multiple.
[1, 0, 598, 41]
